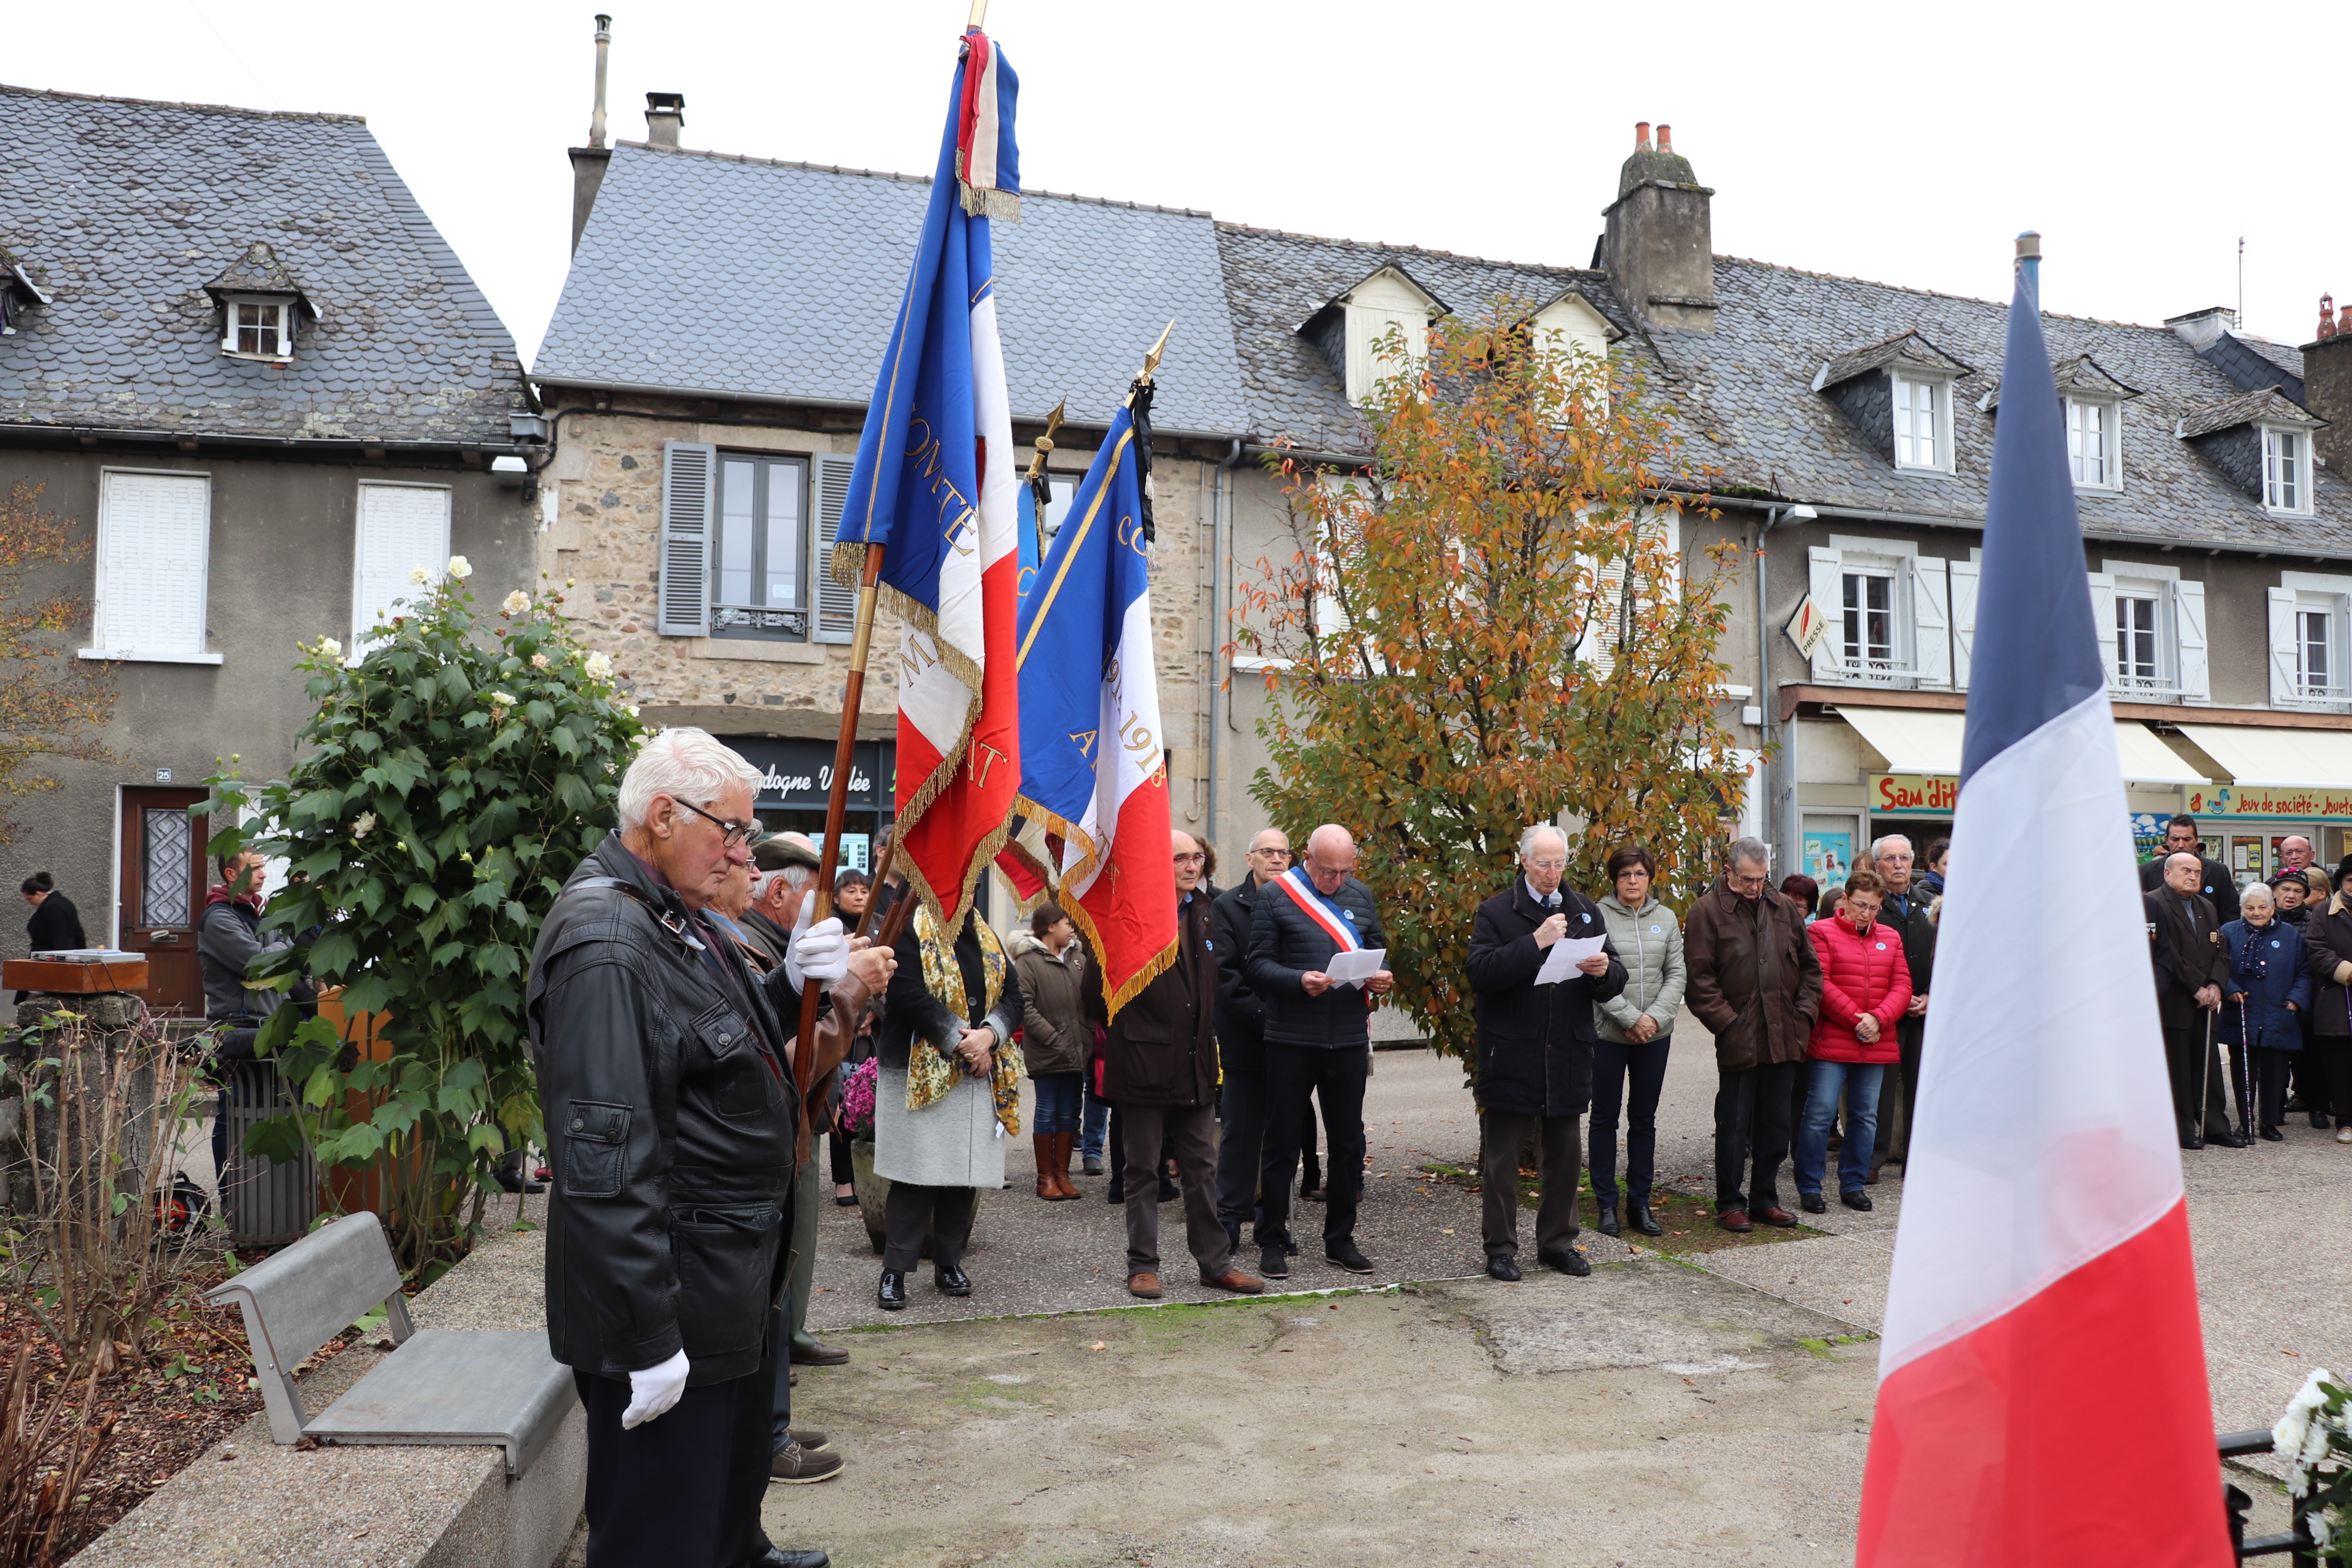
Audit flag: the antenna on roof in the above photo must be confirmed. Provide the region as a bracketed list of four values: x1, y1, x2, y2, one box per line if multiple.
[2236, 236, 2245, 329]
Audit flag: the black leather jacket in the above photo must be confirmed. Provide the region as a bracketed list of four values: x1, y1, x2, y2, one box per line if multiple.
[527, 835, 803, 1386]
[1210, 879, 1266, 1072]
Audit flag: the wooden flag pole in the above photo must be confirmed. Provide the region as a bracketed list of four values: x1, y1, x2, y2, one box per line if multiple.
[794, 543, 886, 1128]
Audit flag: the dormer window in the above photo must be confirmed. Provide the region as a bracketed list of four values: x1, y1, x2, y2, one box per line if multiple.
[2265, 427, 2311, 514]
[224, 297, 292, 360]
[1813, 330, 1973, 479]
[2067, 398, 2118, 488]
[1892, 376, 1947, 471]
[203, 240, 316, 367]
[1296, 263, 1448, 407]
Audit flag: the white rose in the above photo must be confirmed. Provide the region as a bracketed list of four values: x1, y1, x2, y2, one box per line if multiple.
[317, 636, 341, 659]
[2276, 1368, 2337, 1479]
[488, 691, 518, 713]
[447, 555, 473, 580]
[407, 566, 430, 586]
[352, 811, 377, 838]
[531, 652, 550, 669]
[502, 590, 531, 615]
[584, 651, 615, 680]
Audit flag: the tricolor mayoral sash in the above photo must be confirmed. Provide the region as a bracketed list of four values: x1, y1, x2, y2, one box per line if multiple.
[1268, 866, 1362, 952]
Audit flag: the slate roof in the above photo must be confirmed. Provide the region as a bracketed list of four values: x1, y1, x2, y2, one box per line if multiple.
[533, 143, 1253, 438]
[1813, 329, 1976, 390]
[2175, 385, 2322, 440]
[0, 85, 523, 447]
[1211, 223, 1638, 455]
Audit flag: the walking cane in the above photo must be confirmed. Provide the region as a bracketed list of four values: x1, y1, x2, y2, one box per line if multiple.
[2236, 994, 2256, 1141]
[2198, 1005, 2216, 1146]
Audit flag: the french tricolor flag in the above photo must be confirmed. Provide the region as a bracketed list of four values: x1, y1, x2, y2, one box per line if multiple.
[1009, 382, 1177, 1018]
[1857, 240, 2229, 1565]
[834, 28, 1023, 929]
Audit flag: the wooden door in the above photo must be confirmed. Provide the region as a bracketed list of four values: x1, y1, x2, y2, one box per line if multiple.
[117, 786, 208, 1016]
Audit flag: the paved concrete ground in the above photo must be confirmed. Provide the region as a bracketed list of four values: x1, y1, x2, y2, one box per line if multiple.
[791, 1030, 2337, 1559]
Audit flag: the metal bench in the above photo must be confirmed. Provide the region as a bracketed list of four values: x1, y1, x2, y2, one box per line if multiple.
[207, 1211, 576, 1476]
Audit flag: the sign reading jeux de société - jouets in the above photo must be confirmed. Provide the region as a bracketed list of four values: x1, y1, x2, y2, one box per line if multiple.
[1869, 773, 1959, 815]
[2186, 786, 2352, 822]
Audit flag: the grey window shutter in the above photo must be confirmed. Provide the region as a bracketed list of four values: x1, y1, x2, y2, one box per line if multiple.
[658, 441, 716, 636]
[812, 454, 858, 644]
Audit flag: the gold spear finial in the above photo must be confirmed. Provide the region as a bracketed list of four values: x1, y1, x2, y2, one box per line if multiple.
[1024, 400, 1065, 491]
[1139, 320, 1175, 386]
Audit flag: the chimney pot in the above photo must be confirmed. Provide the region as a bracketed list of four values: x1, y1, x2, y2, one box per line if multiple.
[645, 92, 686, 149]
[1657, 124, 1674, 153]
[1635, 120, 1651, 152]
[2321, 293, 2337, 340]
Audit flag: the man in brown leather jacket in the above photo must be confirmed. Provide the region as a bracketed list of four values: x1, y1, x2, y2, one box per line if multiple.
[1682, 837, 1823, 1233]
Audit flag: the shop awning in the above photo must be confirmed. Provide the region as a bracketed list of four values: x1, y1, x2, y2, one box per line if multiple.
[1840, 707, 2206, 786]
[2111, 723, 2209, 787]
[1839, 707, 1966, 775]
[2176, 724, 2352, 790]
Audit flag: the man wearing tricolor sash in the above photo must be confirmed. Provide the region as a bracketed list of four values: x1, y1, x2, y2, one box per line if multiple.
[1244, 824, 1392, 1280]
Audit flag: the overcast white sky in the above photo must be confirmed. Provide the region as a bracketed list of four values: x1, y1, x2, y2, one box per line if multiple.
[12, 1, 2344, 365]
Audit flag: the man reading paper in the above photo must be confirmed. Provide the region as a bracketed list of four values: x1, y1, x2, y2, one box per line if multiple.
[1246, 824, 1392, 1280]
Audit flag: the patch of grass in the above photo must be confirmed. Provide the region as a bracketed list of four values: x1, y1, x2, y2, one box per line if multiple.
[1794, 1333, 1878, 1359]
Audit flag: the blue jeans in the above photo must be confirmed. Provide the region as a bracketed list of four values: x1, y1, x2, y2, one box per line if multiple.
[1080, 1072, 1109, 1159]
[1033, 1071, 1083, 1134]
[1796, 1060, 1884, 1198]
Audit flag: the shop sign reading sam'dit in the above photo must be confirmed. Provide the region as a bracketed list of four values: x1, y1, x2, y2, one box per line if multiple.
[1868, 773, 1959, 815]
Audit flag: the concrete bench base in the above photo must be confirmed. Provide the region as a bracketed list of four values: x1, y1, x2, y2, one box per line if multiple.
[79, 1198, 584, 1568]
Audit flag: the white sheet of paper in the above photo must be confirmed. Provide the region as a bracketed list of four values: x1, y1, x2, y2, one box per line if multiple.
[1535, 935, 1608, 985]
[1324, 947, 1387, 987]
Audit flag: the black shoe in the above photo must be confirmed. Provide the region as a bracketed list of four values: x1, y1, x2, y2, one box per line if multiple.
[1224, 1220, 1242, 1255]
[2180, 1136, 2205, 1150]
[1157, 1177, 1180, 1203]
[754, 1549, 831, 1568]
[1799, 1193, 1827, 1215]
[494, 1169, 547, 1194]
[877, 1270, 907, 1311]
[1626, 1202, 1663, 1237]
[1325, 1240, 1374, 1275]
[1486, 1253, 1521, 1282]
[1259, 1244, 1290, 1280]
[1596, 1206, 1622, 1237]
[2314, 1113, 2333, 1131]
[1106, 1179, 1125, 1204]
[2209, 1132, 2248, 1149]
[1840, 1190, 1873, 1211]
[2286, 1095, 2308, 1113]
[2260, 1125, 2285, 1142]
[1538, 1248, 1592, 1278]
[936, 1265, 972, 1296]
[1281, 1231, 1302, 1257]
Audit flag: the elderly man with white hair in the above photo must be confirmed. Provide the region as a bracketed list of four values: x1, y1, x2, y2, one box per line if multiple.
[1466, 823, 1625, 1280]
[1245, 822, 1393, 1279]
[2144, 845, 2240, 1149]
[528, 728, 892, 1568]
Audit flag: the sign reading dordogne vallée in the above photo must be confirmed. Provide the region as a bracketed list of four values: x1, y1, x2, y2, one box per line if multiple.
[1868, 773, 1959, 815]
[2186, 787, 2352, 821]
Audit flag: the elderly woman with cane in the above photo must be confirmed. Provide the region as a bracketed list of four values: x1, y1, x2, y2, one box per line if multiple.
[2222, 883, 2312, 1142]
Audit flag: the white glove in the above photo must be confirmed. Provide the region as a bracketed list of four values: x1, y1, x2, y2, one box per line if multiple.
[621, 1348, 689, 1430]
[786, 893, 850, 991]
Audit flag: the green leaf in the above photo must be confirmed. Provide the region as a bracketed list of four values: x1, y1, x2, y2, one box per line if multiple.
[403, 884, 439, 913]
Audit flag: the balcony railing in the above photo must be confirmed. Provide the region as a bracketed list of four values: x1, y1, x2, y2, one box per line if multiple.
[712, 604, 809, 637]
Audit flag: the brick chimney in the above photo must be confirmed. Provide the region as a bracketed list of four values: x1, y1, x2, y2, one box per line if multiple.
[2305, 291, 2352, 479]
[1600, 120, 1716, 332]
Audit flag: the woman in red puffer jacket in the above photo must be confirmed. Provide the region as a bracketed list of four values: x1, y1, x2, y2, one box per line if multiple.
[1795, 868, 1912, 1213]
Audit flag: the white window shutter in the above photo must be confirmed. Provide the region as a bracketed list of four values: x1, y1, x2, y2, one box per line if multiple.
[2174, 579, 2209, 704]
[2086, 573, 2116, 687]
[351, 484, 450, 649]
[1911, 557, 1951, 688]
[96, 472, 210, 655]
[1807, 546, 1844, 680]
[1948, 558, 1980, 690]
[658, 441, 716, 636]
[2267, 586, 2301, 705]
[812, 455, 858, 644]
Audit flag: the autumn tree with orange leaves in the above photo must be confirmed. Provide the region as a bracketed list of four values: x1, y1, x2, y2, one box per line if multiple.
[1234, 308, 1750, 1077]
[0, 482, 113, 843]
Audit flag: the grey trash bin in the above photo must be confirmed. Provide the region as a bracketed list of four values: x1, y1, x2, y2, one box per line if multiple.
[220, 1059, 316, 1245]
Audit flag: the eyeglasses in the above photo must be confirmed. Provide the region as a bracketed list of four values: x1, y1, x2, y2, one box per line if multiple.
[1527, 858, 1568, 873]
[673, 796, 764, 848]
[1249, 846, 1292, 860]
[1173, 852, 1207, 865]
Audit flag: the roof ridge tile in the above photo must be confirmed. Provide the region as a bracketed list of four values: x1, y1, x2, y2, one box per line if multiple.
[0, 80, 364, 124]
